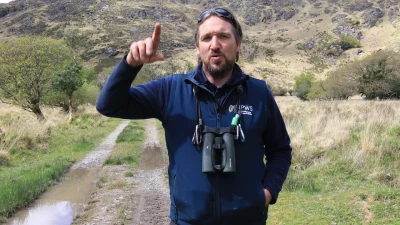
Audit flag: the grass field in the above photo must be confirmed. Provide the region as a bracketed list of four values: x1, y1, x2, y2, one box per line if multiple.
[0, 103, 121, 223]
[268, 97, 400, 224]
[141, 98, 400, 224]
[1, 97, 399, 224]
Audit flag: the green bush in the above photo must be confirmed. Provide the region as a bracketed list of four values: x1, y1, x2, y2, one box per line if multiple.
[339, 35, 361, 50]
[294, 72, 315, 100]
[321, 65, 359, 100]
[356, 50, 400, 99]
[316, 50, 400, 100]
[307, 80, 327, 100]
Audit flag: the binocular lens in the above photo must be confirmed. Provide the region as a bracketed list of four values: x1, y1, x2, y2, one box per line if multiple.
[202, 132, 236, 173]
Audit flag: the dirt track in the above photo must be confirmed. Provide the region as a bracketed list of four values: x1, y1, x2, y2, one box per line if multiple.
[73, 119, 170, 225]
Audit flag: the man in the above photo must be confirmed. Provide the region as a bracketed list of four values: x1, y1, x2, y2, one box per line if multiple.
[96, 7, 292, 225]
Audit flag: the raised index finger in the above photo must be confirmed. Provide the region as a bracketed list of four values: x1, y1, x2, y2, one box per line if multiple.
[152, 23, 161, 51]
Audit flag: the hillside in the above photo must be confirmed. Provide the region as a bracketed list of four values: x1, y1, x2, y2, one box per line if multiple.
[1, 0, 399, 89]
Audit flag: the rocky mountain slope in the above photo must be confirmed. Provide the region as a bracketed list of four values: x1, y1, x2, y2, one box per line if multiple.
[1, 0, 399, 89]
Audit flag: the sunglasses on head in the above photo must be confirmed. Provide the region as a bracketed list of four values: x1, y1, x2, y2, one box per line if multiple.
[197, 8, 236, 26]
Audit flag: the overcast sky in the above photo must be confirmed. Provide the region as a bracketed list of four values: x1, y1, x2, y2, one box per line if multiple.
[0, 0, 13, 3]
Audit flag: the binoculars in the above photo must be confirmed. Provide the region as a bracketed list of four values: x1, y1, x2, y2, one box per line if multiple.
[202, 132, 236, 173]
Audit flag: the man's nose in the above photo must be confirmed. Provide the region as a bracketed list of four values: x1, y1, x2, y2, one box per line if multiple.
[210, 36, 221, 50]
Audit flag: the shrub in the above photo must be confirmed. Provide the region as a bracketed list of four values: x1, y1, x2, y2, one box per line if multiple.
[307, 80, 327, 100]
[74, 83, 100, 106]
[265, 48, 275, 58]
[339, 35, 361, 50]
[322, 65, 359, 99]
[0, 150, 9, 166]
[294, 72, 315, 100]
[319, 50, 400, 100]
[270, 86, 288, 96]
[356, 50, 400, 99]
[326, 47, 339, 56]
[124, 172, 134, 177]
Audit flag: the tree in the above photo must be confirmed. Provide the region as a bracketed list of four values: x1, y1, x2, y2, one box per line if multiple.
[0, 36, 73, 121]
[51, 61, 85, 122]
[294, 72, 315, 100]
[315, 50, 400, 100]
[44, 82, 99, 116]
[355, 50, 400, 99]
[307, 80, 327, 100]
[82, 67, 98, 85]
[321, 64, 359, 100]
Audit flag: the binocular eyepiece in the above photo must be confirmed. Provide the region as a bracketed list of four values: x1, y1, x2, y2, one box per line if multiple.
[202, 130, 236, 173]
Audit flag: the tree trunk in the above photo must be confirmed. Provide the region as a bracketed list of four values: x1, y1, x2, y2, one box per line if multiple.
[68, 96, 73, 123]
[32, 107, 45, 122]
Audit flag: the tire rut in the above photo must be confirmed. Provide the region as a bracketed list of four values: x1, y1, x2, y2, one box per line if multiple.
[130, 119, 170, 225]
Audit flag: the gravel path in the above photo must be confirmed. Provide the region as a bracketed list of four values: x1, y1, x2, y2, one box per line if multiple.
[131, 119, 170, 225]
[73, 119, 170, 225]
[71, 120, 130, 170]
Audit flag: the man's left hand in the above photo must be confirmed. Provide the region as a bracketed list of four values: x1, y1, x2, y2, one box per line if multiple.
[264, 189, 272, 206]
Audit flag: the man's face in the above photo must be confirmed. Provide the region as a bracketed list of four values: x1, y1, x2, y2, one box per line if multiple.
[196, 16, 241, 79]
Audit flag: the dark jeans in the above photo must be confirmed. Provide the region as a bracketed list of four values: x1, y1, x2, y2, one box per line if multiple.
[170, 219, 267, 225]
[170, 206, 268, 225]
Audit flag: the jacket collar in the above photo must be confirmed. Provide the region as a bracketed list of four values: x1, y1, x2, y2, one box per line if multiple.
[185, 63, 248, 88]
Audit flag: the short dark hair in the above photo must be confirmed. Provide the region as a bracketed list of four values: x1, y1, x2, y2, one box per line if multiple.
[194, 7, 243, 47]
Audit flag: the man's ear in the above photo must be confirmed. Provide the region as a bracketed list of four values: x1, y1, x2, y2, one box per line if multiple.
[235, 41, 241, 62]
[236, 41, 241, 52]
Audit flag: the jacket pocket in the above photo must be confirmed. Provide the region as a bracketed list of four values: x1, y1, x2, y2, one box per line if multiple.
[173, 173, 215, 223]
[220, 180, 267, 224]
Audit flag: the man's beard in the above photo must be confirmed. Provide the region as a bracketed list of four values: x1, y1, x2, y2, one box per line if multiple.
[201, 54, 235, 79]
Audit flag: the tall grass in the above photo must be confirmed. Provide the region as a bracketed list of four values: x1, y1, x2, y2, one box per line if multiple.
[270, 97, 400, 224]
[278, 98, 400, 186]
[0, 103, 121, 222]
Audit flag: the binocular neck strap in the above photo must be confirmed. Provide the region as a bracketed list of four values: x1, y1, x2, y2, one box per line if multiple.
[192, 84, 243, 145]
[193, 86, 203, 128]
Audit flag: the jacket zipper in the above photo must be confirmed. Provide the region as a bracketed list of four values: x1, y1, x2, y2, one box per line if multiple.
[173, 174, 178, 222]
[213, 84, 242, 223]
[191, 81, 246, 223]
[216, 173, 221, 223]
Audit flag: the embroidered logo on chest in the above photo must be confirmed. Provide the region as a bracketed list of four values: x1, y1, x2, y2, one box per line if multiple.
[229, 105, 253, 115]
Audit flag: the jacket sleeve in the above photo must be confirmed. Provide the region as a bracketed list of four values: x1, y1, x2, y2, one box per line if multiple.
[261, 88, 292, 204]
[96, 56, 171, 121]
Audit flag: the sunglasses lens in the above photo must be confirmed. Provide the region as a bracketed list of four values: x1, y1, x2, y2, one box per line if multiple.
[198, 8, 235, 25]
[214, 8, 231, 18]
[197, 10, 211, 22]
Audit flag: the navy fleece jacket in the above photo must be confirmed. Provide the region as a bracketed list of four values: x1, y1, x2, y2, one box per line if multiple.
[96, 58, 292, 225]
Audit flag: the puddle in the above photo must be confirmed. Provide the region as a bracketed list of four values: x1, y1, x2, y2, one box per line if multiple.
[7, 168, 100, 225]
[6, 120, 130, 225]
[140, 146, 164, 171]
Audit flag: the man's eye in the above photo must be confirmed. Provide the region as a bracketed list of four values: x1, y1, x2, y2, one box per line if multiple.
[220, 35, 229, 39]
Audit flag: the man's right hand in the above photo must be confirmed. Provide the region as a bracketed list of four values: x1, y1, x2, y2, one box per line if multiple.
[127, 23, 165, 67]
